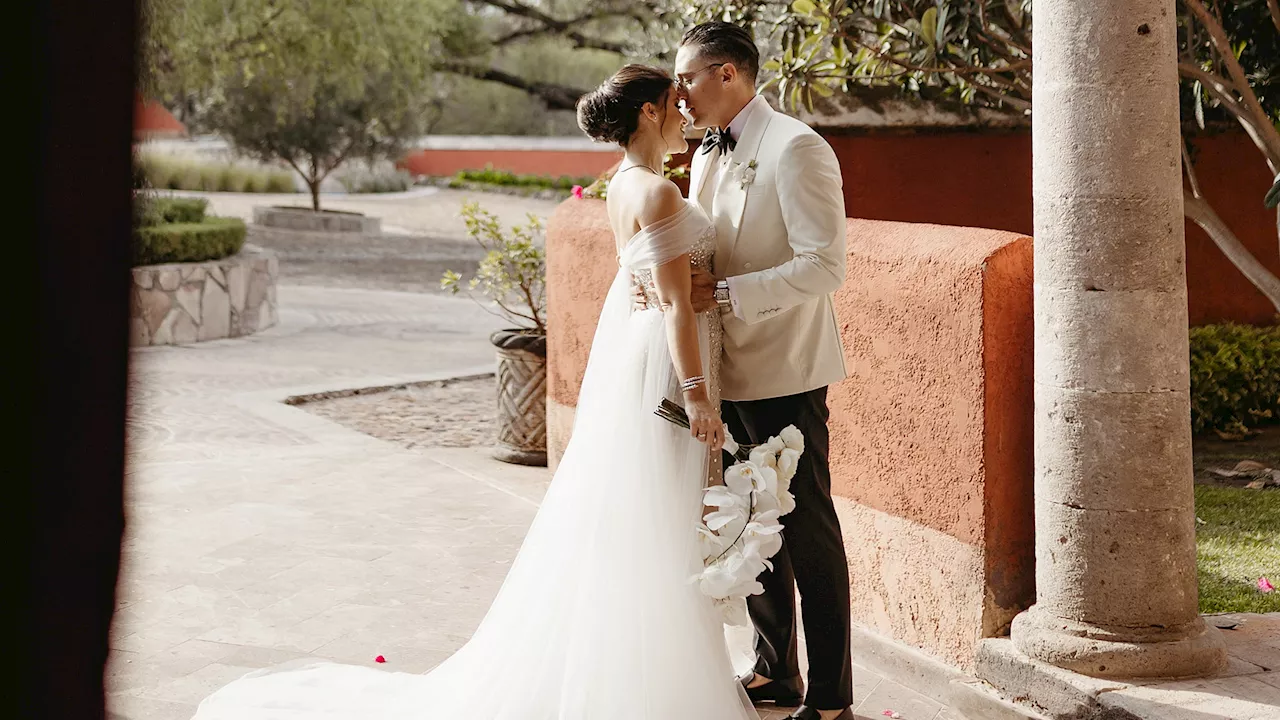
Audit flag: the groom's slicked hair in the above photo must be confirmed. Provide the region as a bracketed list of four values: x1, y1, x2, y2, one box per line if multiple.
[681, 21, 759, 83]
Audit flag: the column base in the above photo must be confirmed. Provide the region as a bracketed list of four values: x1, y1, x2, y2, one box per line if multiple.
[1010, 605, 1227, 680]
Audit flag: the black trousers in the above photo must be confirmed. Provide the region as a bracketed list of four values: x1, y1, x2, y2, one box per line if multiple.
[722, 387, 853, 709]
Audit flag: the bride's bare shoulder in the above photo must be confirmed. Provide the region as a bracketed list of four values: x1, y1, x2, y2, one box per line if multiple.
[636, 178, 685, 228]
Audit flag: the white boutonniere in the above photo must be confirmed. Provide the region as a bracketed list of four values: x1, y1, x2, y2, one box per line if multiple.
[733, 159, 758, 190]
[732, 158, 757, 189]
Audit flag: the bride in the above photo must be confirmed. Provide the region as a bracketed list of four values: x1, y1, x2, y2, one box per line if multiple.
[192, 64, 757, 720]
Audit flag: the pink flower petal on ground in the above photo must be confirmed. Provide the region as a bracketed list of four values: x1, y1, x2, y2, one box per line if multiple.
[1260, 577, 1275, 593]
[571, 185, 584, 199]
[882, 712, 901, 719]
[375, 655, 386, 663]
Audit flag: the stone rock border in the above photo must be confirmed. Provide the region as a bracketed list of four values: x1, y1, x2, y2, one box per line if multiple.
[253, 205, 381, 234]
[131, 243, 279, 346]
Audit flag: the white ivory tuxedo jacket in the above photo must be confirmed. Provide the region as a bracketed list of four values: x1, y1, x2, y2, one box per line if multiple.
[689, 96, 849, 402]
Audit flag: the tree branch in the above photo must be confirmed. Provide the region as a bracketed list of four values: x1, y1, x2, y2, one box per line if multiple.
[494, 26, 628, 53]
[841, 32, 1031, 87]
[319, 137, 360, 182]
[1178, 62, 1280, 172]
[1181, 136, 1204, 199]
[969, 82, 1033, 112]
[1270, 0, 1280, 34]
[975, 3, 1030, 62]
[437, 60, 588, 111]
[472, 0, 658, 53]
[1184, 188, 1280, 312]
[999, 4, 1033, 53]
[1182, 0, 1280, 155]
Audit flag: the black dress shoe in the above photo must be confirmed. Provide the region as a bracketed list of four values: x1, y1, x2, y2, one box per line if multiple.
[737, 672, 803, 706]
[787, 706, 854, 720]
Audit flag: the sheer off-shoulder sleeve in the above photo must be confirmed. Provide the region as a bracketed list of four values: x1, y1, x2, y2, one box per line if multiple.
[618, 203, 713, 271]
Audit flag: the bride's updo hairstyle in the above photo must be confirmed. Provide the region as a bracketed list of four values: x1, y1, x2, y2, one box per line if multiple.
[576, 65, 674, 147]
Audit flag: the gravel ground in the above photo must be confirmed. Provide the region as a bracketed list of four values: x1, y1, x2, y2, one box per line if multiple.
[294, 375, 497, 449]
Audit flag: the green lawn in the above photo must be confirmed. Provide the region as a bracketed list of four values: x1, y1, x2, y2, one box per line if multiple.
[1195, 484, 1280, 613]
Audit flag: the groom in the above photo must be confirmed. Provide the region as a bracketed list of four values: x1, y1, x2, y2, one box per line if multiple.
[677, 20, 853, 720]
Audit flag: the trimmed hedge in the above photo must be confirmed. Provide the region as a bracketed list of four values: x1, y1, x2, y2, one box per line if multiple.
[1190, 322, 1280, 436]
[452, 166, 596, 191]
[133, 217, 247, 266]
[152, 197, 208, 225]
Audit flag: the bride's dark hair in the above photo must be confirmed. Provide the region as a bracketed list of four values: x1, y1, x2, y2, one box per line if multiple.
[576, 65, 673, 147]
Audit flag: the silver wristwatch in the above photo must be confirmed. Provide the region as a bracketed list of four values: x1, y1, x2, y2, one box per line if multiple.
[713, 280, 731, 309]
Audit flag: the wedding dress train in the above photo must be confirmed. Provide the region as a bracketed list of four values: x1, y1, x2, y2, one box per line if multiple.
[191, 202, 757, 719]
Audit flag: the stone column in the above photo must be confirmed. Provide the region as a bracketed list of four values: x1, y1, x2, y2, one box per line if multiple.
[1010, 0, 1227, 678]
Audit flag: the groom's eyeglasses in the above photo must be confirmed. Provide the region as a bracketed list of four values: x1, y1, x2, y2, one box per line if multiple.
[675, 63, 725, 90]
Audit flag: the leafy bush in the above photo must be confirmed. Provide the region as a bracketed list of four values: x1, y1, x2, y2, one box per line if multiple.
[441, 203, 546, 333]
[136, 153, 297, 194]
[133, 217, 247, 266]
[452, 166, 596, 192]
[149, 197, 208, 225]
[1190, 323, 1280, 437]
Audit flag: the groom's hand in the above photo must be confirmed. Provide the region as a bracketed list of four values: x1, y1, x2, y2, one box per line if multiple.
[631, 280, 648, 311]
[690, 268, 718, 313]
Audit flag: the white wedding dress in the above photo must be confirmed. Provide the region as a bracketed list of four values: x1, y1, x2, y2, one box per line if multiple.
[191, 201, 758, 720]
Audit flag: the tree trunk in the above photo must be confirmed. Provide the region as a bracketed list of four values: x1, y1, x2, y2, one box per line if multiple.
[307, 178, 321, 212]
[1184, 191, 1280, 313]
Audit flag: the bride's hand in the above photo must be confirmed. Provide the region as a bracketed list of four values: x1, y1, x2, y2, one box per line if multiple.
[685, 392, 724, 452]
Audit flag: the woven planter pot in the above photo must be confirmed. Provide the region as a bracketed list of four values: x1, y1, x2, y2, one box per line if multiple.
[490, 329, 548, 466]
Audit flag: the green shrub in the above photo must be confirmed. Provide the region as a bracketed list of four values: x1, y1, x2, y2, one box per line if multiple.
[134, 196, 208, 228]
[133, 217, 247, 266]
[452, 165, 595, 192]
[265, 172, 296, 193]
[1190, 323, 1280, 436]
[153, 197, 208, 225]
[217, 165, 251, 192]
[136, 152, 299, 194]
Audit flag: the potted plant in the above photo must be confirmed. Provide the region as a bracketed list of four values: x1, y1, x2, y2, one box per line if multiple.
[442, 202, 548, 466]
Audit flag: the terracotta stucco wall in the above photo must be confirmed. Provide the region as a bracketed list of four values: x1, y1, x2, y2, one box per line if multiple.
[827, 220, 1034, 666]
[546, 200, 1035, 669]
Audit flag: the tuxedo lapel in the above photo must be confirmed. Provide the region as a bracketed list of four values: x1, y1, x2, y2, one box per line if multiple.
[715, 101, 775, 270]
[690, 142, 718, 208]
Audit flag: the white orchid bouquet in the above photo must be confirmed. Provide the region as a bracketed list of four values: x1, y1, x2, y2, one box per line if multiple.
[655, 398, 802, 626]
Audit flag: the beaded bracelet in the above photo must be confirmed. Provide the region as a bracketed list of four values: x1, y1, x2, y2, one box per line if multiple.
[680, 375, 706, 392]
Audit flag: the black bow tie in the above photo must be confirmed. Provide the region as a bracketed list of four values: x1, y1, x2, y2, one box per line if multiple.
[700, 127, 736, 155]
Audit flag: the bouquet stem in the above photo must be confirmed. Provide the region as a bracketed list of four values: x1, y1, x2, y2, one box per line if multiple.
[655, 398, 752, 462]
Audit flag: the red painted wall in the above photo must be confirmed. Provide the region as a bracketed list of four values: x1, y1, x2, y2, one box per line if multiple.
[133, 95, 185, 139]
[823, 130, 1277, 326]
[399, 149, 621, 179]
